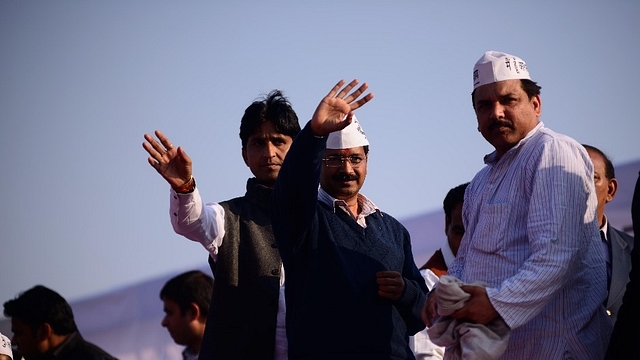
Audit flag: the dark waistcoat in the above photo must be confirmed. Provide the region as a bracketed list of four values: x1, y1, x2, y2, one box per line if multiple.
[198, 178, 282, 360]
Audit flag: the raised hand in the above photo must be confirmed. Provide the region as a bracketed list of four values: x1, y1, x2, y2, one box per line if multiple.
[142, 130, 193, 189]
[310, 79, 374, 137]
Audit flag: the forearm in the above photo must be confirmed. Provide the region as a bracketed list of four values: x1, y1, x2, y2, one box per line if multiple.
[169, 187, 225, 258]
[270, 122, 325, 250]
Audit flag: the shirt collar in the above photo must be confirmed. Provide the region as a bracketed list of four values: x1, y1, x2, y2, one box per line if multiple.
[484, 121, 544, 164]
[318, 187, 380, 218]
[600, 216, 609, 241]
[182, 346, 199, 360]
[50, 331, 81, 359]
[441, 241, 456, 267]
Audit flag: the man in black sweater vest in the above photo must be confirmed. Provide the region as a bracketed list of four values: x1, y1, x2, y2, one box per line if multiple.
[143, 90, 300, 360]
[271, 79, 427, 360]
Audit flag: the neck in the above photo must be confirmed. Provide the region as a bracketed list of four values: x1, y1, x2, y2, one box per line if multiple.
[345, 197, 360, 218]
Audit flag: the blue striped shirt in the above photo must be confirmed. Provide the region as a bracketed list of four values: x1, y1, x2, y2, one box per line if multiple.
[449, 122, 612, 359]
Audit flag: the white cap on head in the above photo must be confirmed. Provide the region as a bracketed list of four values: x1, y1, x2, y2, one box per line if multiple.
[473, 51, 531, 90]
[0, 332, 12, 359]
[326, 115, 369, 149]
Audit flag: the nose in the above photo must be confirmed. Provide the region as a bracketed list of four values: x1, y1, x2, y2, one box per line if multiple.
[490, 102, 505, 120]
[338, 159, 354, 171]
[264, 141, 277, 157]
[161, 317, 168, 327]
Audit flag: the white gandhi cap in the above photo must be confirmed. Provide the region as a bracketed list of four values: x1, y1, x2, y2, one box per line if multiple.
[326, 115, 369, 149]
[0, 332, 12, 359]
[473, 51, 531, 90]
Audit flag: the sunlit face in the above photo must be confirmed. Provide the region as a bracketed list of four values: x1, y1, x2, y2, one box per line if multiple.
[473, 79, 541, 157]
[242, 121, 294, 187]
[320, 147, 367, 202]
[587, 149, 617, 227]
[161, 299, 196, 347]
[10, 318, 46, 359]
[445, 202, 464, 257]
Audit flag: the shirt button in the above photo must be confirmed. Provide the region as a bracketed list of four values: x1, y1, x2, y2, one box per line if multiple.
[271, 269, 279, 276]
[173, 212, 177, 217]
[606, 309, 612, 316]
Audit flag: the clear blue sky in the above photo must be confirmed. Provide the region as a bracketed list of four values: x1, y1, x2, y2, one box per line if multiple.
[1, 1, 639, 306]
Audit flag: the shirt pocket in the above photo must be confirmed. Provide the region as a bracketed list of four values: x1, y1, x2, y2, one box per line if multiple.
[470, 202, 509, 254]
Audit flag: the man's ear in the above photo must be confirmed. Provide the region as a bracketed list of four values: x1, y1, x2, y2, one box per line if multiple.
[606, 178, 619, 203]
[242, 148, 249, 167]
[37, 323, 53, 341]
[186, 302, 202, 322]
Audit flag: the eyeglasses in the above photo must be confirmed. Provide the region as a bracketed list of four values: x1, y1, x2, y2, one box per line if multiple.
[322, 155, 366, 167]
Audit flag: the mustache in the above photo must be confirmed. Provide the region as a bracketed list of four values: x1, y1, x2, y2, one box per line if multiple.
[332, 173, 358, 182]
[488, 120, 513, 131]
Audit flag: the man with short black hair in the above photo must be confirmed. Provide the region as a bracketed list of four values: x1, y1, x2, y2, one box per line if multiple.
[160, 270, 213, 360]
[3, 285, 116, 360]
[143, 90, 301, 360]
[411, 182, 469, 359]
[582, 144, 634, 325]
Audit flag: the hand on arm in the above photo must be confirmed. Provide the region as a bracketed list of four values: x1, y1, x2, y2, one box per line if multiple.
[310, 79, 374, 137]
[142, 130, 193, 189]
[376, 271, 405, 301]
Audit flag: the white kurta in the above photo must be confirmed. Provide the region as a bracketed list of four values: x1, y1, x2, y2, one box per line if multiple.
[449, 122, 612, 359]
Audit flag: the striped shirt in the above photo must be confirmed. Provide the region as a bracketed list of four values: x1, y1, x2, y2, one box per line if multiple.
[449, 122, 612, 359]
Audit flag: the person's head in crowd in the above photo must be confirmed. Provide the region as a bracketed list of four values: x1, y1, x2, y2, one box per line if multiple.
[3, 285, 78, 359]
[320, 115, 369, 201]
[0, 332, 12, 360]
[443, 182, 469, 256]
[583, 144, 618, 228]
[160, 270, 213, 355]
[240, 90, 301, 187]
[471, 51, 542, 158]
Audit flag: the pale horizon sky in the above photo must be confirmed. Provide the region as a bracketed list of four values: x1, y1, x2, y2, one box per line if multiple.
[1, 1, 639, 307]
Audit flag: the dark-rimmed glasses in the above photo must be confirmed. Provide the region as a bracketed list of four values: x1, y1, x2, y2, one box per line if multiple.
[322, 155, 366, 167]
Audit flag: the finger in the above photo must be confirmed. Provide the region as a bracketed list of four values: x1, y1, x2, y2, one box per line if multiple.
[376, 270, 400, 278]
[326, 79, 346, 98]
[377, 279, 399, 287]
[336, 79, 359, 99]
[344, 82, 369, 103]
[142, 141, 163, 160]
[143, 134, 163, 154]
[177, 147, 192, 164]
[147, 156, 160, 169]
[460, 285, 478, 294]
[154, 130, 175, 152]
[378, 289, 397, 297]
[144, 133, 168, 155]
[350, 92, 374, 111]
[422, 300, 434, 326]
[450, 305, 471, 321]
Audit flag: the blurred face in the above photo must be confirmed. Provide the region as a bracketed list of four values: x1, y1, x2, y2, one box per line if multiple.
[473, 79, 541, 157]
[445, 202, 464, 257]
[161, 299, 195, 347]
[11, 318, 46, 359]
[320, 147, 367, 202]
[587, 149, 617, 227]
[242, 121, 294, 187]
